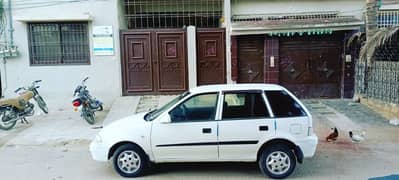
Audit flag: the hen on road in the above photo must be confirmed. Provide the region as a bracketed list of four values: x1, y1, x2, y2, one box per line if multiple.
[326, 127, 339, 142]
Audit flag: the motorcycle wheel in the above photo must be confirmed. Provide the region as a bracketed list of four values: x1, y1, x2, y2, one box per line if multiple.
[0, 109, 17, 130]
[83, 109, 95, 125]
[35, 95, 48, 114]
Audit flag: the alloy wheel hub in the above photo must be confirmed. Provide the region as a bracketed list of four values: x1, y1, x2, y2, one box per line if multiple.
[117, 150, 141, 174]
[266, 151, 290, 175]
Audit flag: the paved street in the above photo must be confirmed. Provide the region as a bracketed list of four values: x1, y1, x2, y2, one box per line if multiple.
[0, 99, 398, 180]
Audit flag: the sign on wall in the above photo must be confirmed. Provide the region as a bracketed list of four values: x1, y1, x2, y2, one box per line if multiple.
[93, 26, 114, 56]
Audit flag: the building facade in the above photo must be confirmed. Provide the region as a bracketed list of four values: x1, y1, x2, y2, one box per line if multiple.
[0, 0, 371, 108]
[1, 0, 124, 108]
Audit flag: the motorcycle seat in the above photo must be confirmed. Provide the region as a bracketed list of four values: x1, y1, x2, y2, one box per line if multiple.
[0, 91, 34, 110]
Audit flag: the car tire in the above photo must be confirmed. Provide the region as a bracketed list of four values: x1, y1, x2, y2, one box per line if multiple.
[258, 144, 296, 179]
[112, 144, 147, 177]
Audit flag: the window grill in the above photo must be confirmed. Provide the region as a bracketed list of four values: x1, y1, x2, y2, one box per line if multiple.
[29, 22, 90, 65]
[231, 11, 353, 22]
[378, 10, 399, 28]
[124, 0, 223, 29]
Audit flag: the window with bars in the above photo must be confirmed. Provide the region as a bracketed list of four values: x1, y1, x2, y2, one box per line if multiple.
[124, 0, 223, 29]
[377, 10, 399, 28]
[28, 22, 90, 65]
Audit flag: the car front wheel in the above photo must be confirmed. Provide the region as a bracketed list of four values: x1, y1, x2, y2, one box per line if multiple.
[112, 144, 147, 177]
[258, 144, 296, 179]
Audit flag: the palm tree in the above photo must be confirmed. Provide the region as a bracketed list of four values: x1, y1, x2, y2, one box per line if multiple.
[347, 32, 366, 60]
[0, 0, 3, 21]
[347, 32, 366, 49]
[359, 26, 399, 63]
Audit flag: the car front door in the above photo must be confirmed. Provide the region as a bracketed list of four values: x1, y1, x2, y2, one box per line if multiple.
[217, 91, 276, 161]
[151, 92, 219, 162]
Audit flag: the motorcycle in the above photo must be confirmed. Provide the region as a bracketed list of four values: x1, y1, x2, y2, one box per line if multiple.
[0, 80, 48, 130]
[72, 77, 103, 125]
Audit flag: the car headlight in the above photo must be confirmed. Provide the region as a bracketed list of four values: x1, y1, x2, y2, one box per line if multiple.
[94, 134, 103, 143]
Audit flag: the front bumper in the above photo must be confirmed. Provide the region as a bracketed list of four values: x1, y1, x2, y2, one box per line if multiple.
[296, 134, 318, 158]
[89, 141, 108, 162]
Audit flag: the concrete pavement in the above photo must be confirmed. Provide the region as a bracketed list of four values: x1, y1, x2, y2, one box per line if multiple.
[0, 95, 177, 148]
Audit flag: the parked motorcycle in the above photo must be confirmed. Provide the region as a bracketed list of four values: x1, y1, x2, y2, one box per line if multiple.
[72, 77, 103, 125]
[0, 80, 48, 130]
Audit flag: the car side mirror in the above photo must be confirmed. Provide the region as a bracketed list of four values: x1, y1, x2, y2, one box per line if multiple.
[160, 115, 171, 124]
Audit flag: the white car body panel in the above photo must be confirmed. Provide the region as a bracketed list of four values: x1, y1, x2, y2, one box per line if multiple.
[89, 112, 153, 161]
[151, 114, 218, 162]
[217, 118, 275, 161]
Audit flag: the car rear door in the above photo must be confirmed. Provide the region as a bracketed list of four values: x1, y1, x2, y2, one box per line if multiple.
[264, 90, 310, 140]
[217, 91, 276, 161]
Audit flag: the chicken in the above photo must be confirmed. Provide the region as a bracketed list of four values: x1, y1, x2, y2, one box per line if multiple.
[349, 130, 365, 143]
[326, 127, 339, 142]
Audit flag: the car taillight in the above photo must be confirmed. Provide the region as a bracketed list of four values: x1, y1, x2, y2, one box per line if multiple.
[73, 101, 81, 107]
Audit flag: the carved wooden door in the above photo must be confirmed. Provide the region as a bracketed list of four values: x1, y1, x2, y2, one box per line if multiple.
[121, 32, 153, 93]
[279, 35, 342, 98]
[196, 28, 226, 85]
[156, 32, 187, 92]
[237, 36, 264, 83]
[121, 30, 187, 95]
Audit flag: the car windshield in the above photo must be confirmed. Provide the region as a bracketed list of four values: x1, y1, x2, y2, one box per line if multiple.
[144, 91, 190, 121]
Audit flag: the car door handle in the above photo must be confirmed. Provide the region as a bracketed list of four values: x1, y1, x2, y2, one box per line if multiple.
[259, 126, 269, 131]
[202, 128, 212, 134]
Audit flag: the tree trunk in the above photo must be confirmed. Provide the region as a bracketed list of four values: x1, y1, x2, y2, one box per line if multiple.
[365, 0, 378, 64]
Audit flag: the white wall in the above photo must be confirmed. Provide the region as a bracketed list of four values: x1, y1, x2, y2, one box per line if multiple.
[1, 0, 122, 110]
[232, 0, 364, 19]
[381, 4, 399, 10]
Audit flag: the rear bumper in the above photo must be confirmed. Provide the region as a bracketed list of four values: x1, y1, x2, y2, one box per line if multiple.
[296, 134, 318, 158]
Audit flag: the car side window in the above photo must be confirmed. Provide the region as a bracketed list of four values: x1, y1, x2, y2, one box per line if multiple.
[169, 93, 218, 122]
[222, 92, 270, 119]
[265, 90, 306, 118]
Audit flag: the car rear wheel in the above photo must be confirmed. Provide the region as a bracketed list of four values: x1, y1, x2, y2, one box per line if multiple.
[258, 144, 296, 179]
[112, 144, 147, 177]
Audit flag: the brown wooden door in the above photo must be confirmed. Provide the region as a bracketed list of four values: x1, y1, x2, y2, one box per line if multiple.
[156, 32, 187, 92]
[121, 30, 187, 95]
[279, 35, 342, 98]
[237, 36, 264, 83]
[121, 32, 153, 93]
[196, 28, 226, 85]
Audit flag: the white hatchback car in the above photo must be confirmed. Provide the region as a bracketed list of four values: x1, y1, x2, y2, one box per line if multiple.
[90, 84, 318, 179]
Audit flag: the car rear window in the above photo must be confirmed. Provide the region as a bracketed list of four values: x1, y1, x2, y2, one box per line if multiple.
[222, 92, 270, 119]
[265, 90, 306, 118]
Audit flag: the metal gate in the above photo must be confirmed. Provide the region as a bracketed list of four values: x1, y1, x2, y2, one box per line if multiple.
[237, 36, 265, 83]
[279, 35, 342, 98]
[196, 28, 226, 85]
[121, 30, 187, 95]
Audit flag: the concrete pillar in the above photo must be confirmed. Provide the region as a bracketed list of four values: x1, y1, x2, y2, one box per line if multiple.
[0, 58, 6, 98]
[187, 26, 197, 89]
[224, 0, 234, 84]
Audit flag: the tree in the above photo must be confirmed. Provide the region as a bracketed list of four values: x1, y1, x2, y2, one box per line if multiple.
[0, 0, 3, 20]
[359, 26, 399, 62]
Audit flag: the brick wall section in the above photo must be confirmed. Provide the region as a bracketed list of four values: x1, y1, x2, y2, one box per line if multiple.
[231, 36, 238, 81]
[264, 37, 280, 84]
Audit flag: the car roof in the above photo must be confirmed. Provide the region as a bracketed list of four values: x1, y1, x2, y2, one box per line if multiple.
[189, 83, 285, 94]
